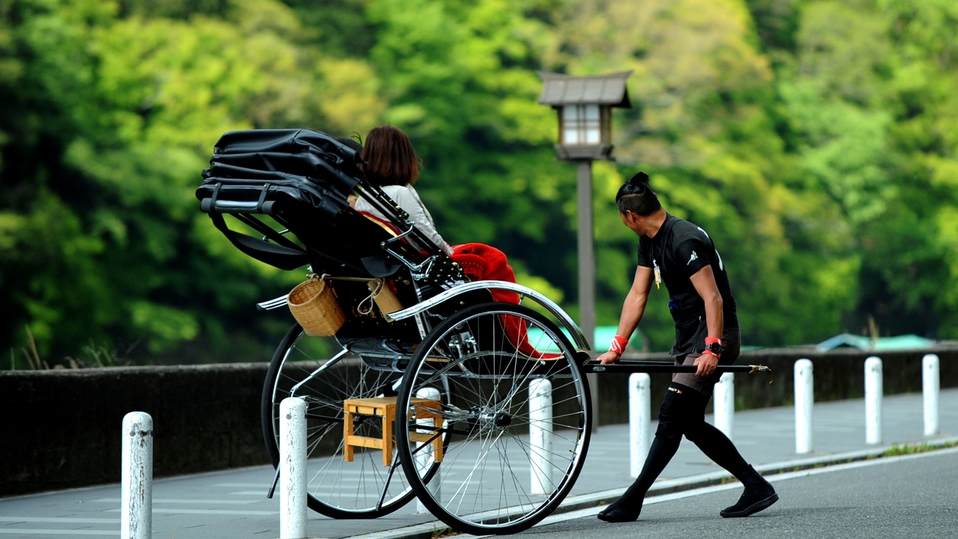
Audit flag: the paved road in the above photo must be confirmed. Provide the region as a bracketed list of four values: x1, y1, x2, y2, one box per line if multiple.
[517, 446, 958, 539]
[1, 390, 956, 539]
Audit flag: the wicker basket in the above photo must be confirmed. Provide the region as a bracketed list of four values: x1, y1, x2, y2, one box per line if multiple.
[288, 278, 346, 336]
[368, 279, 403, 315]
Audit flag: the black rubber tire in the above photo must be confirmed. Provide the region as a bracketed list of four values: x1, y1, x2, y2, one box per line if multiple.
[395, 303, 592, 535]
[262, 323, 430, 519]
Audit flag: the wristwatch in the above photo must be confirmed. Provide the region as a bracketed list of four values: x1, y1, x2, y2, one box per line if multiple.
[705, 341, 723, 355]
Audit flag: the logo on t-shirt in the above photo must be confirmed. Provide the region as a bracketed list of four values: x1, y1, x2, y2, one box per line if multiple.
[687, 251, 698, 265]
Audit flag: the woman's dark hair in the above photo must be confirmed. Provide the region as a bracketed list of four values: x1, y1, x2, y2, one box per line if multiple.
[616, 172, 661, 216]
[360, 125, 421, 186]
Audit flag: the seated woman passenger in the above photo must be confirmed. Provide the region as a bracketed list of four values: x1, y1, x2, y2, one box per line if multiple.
[354, 125, 454, 256]
[352, 126, 555, 358]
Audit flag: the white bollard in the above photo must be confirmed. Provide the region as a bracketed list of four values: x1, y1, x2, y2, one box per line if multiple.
[415, 387, 441, 514]
[280, 398, 307, 539]
[629, 373, 651, 478]
[714, 373, 735, 441]
[865, 356, 883, 445]
[529, 378, 553, 495]
[923, 354, 940, 436]
[121, 412, 152, 539]
[794, 359, 813, 454]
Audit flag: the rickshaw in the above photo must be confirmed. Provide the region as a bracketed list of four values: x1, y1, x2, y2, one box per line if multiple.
[196, 129, 770, 535]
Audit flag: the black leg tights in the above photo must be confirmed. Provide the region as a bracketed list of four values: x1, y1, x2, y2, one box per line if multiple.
[597, 387, 688, 522]
[597, 434, 681, 522]
[682, 392, 779, 518]
[684, 421, 751, 479]
[598, 383, 757, 523]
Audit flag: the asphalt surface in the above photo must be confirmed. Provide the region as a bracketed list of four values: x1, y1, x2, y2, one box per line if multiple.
[515, 447, 958, 539]
[1, 389, 956, 539]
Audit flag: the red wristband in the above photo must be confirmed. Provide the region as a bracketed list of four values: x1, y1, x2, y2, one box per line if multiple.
[609, 335, 629, 355]
[704, 336, 722, 359]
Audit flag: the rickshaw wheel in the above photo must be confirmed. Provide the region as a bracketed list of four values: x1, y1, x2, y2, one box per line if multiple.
[262, 323, 447, 518]
[395, 303, 592, 535]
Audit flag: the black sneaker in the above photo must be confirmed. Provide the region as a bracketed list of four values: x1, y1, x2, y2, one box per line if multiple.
[720, 490, 779, 518]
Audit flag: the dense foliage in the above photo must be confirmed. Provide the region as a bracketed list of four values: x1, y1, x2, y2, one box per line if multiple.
[1, 0, 956, 367]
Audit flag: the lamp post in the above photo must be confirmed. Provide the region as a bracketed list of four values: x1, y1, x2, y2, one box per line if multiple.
[538, 71, 632, 430]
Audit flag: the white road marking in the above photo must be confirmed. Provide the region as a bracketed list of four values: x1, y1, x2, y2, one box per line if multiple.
[0, 517, 116, 524]
[91, 498, 259, 505]
[105, 508, 278, 516]
[0, 530, 116, 536]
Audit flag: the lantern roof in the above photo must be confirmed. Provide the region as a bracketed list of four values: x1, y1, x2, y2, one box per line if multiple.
[537, 71, 632, 108]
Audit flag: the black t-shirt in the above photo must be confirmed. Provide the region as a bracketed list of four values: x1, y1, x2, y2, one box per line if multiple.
[637, 214, 738, 356]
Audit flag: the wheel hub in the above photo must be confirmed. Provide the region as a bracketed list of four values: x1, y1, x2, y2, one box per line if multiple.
[475, 408, 512, 429]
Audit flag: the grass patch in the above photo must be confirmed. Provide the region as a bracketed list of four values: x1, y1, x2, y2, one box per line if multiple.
[880, 440, 958, 457]
[432, 526, 458, 538]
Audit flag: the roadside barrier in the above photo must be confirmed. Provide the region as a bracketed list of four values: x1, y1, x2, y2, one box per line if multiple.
[791, 355, 944, 454]
[924, 354, 940, 436]
[121, 412, 153, 539]
[714, 373, 735, 440]
[629, 373, 651, 478]
[794, 359, 814, 454]
[415, 387, 442, 514]
[529, 379, 554, 495]
[865, 356, 883, 444]
[279, 398, 307, 539]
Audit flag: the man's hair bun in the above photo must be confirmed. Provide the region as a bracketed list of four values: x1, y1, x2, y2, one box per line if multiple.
[629, 172, 650, 187]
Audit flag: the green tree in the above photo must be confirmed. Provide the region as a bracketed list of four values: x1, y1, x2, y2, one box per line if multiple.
[361, 0, 577, 301]
[548, 0, 860, 348]
[0, 0, 368, 364]
[781, 0, 958, 338]
[4, 0, 957, 367]
[857, 0, 958, 337]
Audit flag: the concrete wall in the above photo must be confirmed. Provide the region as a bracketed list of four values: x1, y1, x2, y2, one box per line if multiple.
[2, 344, 956, 497]
[0, 363, 269, 497]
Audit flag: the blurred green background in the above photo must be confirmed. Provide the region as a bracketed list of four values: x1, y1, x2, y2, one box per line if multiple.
[2, 0, 957, 368]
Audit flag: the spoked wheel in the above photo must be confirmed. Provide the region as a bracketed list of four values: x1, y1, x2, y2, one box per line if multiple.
[395, 303, 592, 535]
[262, 324, 447, 518]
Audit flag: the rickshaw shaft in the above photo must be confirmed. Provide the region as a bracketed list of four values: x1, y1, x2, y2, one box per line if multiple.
[582, 361, 773, 384]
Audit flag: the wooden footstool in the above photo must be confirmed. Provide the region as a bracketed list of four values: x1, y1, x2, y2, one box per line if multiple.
[343, 397, 443, 466]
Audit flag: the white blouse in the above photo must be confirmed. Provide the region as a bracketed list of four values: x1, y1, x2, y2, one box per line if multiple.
[355, 185, 454, 255]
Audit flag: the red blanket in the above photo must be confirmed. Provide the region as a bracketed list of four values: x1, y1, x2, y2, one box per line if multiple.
[451, 243, 560, 360]
[451, 243, 520, 304]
